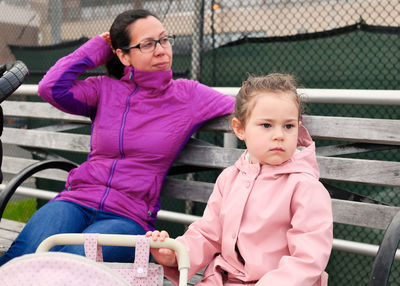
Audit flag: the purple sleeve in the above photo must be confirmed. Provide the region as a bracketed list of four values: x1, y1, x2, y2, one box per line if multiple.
[189, 81, 235, 125]
[37, 36, 113, 117]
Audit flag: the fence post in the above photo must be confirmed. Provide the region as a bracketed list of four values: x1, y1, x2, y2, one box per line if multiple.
[190, 0, 205, 81]
[49, 0, 62, 44]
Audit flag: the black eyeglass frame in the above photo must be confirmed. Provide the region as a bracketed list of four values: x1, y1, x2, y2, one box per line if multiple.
[120, 35, 175, 53]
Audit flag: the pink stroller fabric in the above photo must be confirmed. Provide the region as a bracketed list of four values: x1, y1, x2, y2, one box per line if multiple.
[0, 252, 130, 286]
[83, 234, 163, 285]
[0, 234, 187, 285]
[0, 235, 164, 286]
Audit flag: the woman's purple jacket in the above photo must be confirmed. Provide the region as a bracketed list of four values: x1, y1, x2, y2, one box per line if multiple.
[38, 36, 235, 231]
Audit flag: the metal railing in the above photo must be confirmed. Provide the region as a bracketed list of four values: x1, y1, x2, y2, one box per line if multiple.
[14, 84, 400, 106]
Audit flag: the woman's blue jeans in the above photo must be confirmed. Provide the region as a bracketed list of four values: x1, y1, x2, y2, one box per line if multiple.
[0, 200, 146, 266]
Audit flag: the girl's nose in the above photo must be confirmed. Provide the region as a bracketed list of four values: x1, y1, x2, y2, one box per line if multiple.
[272, 128, 284, 140]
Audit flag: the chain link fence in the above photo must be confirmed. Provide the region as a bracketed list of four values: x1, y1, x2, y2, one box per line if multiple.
[1, 0, 399, 284]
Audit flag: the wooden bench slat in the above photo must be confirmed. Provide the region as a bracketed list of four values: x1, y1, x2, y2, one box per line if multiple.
[2, 156, 69, 182]
[162, 178, 214, 203]
[176, 145, 400, 187]
[0, 219, 26, 255]
[2, 101, 90, 123]
[317, 156, 400, 187]
[201, 114, 400, 145]
[302, 115, 400, 145]
[4, 101, 400, 145]
[5, 144, 397, 187]
[0, 219, 26, 234]
[316, 143, 396, 157]
[332, 199, 400, 230]
[2, 127, 90, 153]
[175, 145, 241, 168]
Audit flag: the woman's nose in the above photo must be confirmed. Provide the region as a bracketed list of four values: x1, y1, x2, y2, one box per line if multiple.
[153, 42, 165, 54]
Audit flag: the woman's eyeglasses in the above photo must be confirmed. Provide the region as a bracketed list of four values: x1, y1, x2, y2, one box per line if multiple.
[121, 35, 175, 53]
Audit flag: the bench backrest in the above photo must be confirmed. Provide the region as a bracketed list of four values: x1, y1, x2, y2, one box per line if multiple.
[1, 89, 400, 234]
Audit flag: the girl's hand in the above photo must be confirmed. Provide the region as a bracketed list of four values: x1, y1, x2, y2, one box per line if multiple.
[146, 230, 178, 267]
[100, 32, 113, 50]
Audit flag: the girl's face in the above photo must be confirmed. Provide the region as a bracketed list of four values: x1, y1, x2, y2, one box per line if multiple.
[117, 16, 173, 71]
[232, 91, 301, 166]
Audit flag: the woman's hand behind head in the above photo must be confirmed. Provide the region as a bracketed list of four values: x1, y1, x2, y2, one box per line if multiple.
[100, 32, 113, 50]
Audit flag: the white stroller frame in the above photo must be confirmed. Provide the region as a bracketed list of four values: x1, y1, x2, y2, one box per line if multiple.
[36, 233, 190, 286]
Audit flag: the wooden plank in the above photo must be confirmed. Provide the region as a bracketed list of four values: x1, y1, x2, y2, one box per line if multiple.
[2, 101, 90, 123]
[176, 144, 400, 187]
[2, 156, 69, 182]
[200, 114, 233, 133]
[3, 102, 400, 146]
[0, 219, 26, 255]
[7, 100, 398, 146]
[0, 218, 26, 233]
[2, 156, 37, 174]
[35, 123, 88, 132]
[175, 144, 241, 169]
[2, 127, 90, 153]
[0, 238, 13, 254]
[3, 136, 399, 188]
[332, 199, 400, 230]
[302, 115, 400, 145]
[162, 178, 214, 203]
[316, 143, 397, 157]
[201, 115, 400, 145]
[317, 156, 400, 187]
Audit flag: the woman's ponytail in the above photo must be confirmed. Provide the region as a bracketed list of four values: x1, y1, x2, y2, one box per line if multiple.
[105, 54, 125, 79]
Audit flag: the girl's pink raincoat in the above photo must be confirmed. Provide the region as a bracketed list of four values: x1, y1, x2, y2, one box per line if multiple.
[165, 125, 333, 285]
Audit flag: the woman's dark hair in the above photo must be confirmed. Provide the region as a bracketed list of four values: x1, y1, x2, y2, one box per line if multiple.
[106, 9, 158, 79]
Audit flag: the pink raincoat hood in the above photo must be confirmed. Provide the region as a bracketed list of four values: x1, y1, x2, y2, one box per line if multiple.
[234, 125, 320, 181]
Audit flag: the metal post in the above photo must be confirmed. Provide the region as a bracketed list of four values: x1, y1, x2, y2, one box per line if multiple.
[190, 0, 205, 81]
[210, 0, 217, 86]
[224, 133, 237, 148]
[49, 0, 62, 44]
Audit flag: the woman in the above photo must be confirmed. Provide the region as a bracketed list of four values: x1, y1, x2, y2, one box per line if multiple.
[0, 9, 234, 265]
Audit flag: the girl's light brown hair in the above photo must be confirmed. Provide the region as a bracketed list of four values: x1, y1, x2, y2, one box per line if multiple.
[234, 73, 302, 126]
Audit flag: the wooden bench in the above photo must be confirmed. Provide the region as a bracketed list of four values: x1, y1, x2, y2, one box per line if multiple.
[0, 85, 400, 285]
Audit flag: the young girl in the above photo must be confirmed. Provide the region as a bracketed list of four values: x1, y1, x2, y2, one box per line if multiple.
[147, 74, 333, 285]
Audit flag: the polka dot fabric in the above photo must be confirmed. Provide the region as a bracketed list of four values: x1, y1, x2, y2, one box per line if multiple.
[83, 234, 164, 286]
[84, 233, 103, 262]
[0, 234, 164, 285]
[0, 252, 130, 286]
[132, 236, 150, 277]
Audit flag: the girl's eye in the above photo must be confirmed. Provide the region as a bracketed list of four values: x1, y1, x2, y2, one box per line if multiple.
[284, 124, 294, 129]
[262, 123, 271, 128]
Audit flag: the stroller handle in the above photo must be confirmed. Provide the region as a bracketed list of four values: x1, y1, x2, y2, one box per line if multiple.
[36, 233, 190, 284]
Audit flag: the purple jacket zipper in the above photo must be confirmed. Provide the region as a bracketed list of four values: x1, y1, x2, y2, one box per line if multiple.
[99, 87, 138, 210]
